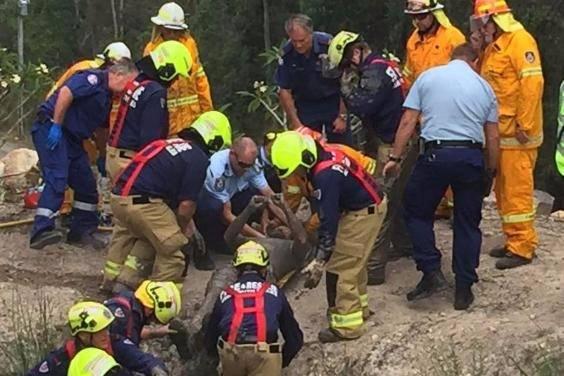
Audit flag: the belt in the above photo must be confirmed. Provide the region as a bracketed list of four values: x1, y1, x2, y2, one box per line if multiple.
[119, 150, 135, 159]
[424, 140, 483, 151]
[347, 205, 376, 215]
[131, 195, 163, 205]
[217, 337, 282, 354]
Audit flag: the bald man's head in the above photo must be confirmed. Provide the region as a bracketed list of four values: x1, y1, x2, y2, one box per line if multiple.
[230, 137, 258, 176]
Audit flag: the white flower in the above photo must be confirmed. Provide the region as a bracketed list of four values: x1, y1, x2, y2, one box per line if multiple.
[0, 48, 7, 52]
[1, 81, 8, 88]
[259, 85, 268, 93]
[253, 81, 260, 89]
[11, 74, 21, 84]
[40, 63, 49, 74]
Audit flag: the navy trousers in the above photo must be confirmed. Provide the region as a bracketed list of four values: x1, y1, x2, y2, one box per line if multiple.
[31, 120, 99, 240]
[403, 148, 485, 285]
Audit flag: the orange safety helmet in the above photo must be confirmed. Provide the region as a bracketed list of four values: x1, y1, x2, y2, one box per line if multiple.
[473, 0, 511, 17]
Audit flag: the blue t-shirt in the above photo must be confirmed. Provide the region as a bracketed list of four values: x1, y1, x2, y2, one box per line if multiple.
[274, 32, 341, 124]
[203, 149, 268, 204]
[404, 59, 498, 143]
[40, 69, 112, 140]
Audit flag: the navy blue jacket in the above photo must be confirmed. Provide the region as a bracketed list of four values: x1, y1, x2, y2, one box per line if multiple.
[40, 69, 111, 141]
[205, 272, 304, 367]
[343, 53, 404, 143]
[112, 140, 209, 207]
[110, 73, 169, 151]
[310, 148, 375, 251]
[26, 336, 159, 376]
[275, 32, 341, 124]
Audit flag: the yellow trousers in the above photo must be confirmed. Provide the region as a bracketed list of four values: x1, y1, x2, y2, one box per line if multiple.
[495, 148, 538, 259]
[218, 341, 282, 376]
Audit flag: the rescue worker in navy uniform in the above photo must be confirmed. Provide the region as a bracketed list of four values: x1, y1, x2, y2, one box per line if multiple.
[205, 241, 304, 376]
[109, 116, 231, 291]
[102, 41, 194, 293]
[105, 280, 184, 376]
[275, 14, 351, 145]
[29, 60, 138, 250]
[27, 301, 160, 376]
[383, 43, 500, 310]
[271, 131, 387, 343]
[327, 31, 416, 286]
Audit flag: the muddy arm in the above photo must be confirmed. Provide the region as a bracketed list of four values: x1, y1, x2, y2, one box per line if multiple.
[224, 199, 262, 248]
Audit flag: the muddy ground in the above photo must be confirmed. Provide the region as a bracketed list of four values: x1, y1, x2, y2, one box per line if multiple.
[0, 198, 563, 375]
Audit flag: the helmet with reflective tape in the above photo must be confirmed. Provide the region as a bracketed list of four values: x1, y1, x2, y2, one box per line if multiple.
[404, 0, 444, 14]
[151, 2, 188, 30]
[150, 40, 192, 82]
[135, 280, 181, 324]
[233, 241, 270, 267]
[327, 31, 361, 69]
[191, 111, 232, 152]
[97, 42, 132, 63]
[271, 131, 317, 179]
[68, 302, 114, 336]
[68, 348, 120, 376]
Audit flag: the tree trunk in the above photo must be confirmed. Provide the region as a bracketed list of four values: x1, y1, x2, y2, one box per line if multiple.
[110, 0, 118, 39]
[119, 0, 125, 38]
[262, 0, 271, 51]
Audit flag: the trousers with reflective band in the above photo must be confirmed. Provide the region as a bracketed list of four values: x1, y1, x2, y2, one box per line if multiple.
[313, 145, 382, 205]
[225, 283, 270, 344]
[115, 139, 186, 196]
[108, 79, 153, 147]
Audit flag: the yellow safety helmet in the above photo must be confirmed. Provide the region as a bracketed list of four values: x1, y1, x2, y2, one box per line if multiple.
[135, 281, 182, 324]
[271, 131, 317, 179]
[327, 31, 361, 69]
[68, 348, 120, 376]
[404, 0, 444, 14]
[68, 302, 114, 337]
[151, 2, 188, 30]
[150, 40, 192, 82]
[191, 111, 233, 152]
[470, 0, 518, 32]
[233, 241, 270, 268]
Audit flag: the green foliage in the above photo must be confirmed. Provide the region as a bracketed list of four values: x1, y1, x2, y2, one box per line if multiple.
[0, 290, 61, 375]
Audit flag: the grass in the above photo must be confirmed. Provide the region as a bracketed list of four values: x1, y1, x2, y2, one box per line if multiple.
[0, 289, 61, 376]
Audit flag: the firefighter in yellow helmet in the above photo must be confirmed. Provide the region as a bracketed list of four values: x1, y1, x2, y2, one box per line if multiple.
[205, 241, 304, 375]
[144, 2, 213, 137]
[68, 348, 131, 376]
[472, 0, 544, 269]
[270, 131, 387, 343]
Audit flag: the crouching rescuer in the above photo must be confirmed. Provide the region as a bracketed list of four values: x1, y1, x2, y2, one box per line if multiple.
[205, 241, 304, 376]
[271, 131, 387, 343]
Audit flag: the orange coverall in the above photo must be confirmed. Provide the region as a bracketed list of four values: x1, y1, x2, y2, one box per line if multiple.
[481, 27, 544, 259]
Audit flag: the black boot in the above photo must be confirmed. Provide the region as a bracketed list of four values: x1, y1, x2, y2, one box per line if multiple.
[193, 251, 215, 271]
[67, 231, 107, 250]
[406, 270, 448, 301]
[454, 282, 474, 310]
[367, 266, 386, 286]
[489, 246, 509, 258]
[30, 230, 64, 250]
[495, 253, 532, 270]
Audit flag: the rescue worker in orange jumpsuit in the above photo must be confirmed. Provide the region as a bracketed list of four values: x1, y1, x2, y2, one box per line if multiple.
[471, 0, 544, 269]
[403, 0, 466, 220]
[144, 2, 213, 137]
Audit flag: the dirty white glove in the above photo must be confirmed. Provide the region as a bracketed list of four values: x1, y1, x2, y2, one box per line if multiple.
[302, 259, 325, 289]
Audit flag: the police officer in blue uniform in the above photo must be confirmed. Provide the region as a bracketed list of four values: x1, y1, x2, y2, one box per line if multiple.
[383, 43, 500, 310]
[275, 14, 351, 145]
[30, 60, 138, 250]
[27, 301, 162, 376]
[205, 241, 303, 376]
[109, 116, 231, 291]
[327, 31, 415, 285]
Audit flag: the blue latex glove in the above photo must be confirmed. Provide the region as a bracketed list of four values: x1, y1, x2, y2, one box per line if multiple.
[46, 123, 63, 150]
[96, 156, 107, 177]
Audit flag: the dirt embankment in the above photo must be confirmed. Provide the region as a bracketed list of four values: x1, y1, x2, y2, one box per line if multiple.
[0, 202, 563, 375]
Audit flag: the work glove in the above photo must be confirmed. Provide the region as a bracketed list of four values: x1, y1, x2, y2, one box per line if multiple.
[248, 195, 268, 212]
[302, 258, 325, 289]
[46, 123, 63, 150]
[150, 366, 169, 376]
[483, 168, 496, 198]
[96, 156, 107, 177]
[340, 69, 360, 97]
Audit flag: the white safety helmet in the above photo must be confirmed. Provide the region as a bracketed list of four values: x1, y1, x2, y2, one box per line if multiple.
[97, 42, 132, 63]
[151, 2, 188, 30]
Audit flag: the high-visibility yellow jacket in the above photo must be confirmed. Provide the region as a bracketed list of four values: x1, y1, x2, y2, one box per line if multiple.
[480, 28, 544, 149]
[402, 25, 466, 89]
[144, 35, 213, 136]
